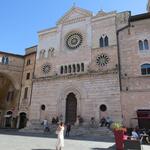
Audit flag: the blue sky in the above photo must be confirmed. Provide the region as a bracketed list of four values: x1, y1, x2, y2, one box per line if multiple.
[0, 0, 148, 55]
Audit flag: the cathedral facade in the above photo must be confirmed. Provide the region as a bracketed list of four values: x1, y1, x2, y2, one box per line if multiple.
[0, 1, 150, 129]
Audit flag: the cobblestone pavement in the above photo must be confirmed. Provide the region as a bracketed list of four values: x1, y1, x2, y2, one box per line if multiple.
[0, 130, 149, 150]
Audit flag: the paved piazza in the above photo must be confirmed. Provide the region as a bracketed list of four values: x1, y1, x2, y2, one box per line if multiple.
[0, 131, 150, 150]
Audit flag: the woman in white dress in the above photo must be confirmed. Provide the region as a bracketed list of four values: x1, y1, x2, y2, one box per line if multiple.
[56, 122, 64, 150]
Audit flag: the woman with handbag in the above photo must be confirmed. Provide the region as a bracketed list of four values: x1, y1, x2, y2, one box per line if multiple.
[56, 122, 65, 150]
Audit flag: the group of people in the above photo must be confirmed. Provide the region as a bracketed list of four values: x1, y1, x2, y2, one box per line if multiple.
[131, 128, 150, 144]
[99, 116, 113, 128]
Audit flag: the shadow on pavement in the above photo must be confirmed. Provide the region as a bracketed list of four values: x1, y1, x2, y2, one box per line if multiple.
[0, 128, 114, 143]
[91, 144, 115, 150]
[32, 149, 55, 150]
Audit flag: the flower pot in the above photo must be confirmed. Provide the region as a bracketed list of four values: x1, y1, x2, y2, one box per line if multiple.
[114, 129, 124, 150]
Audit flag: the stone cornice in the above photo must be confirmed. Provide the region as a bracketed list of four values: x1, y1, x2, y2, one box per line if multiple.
[91, 45, 117, 51]
[38, 27, 57, 35]
[33, 68, 118, 83]
[61, 17, 87, 25]
[92, 13, 116, 23]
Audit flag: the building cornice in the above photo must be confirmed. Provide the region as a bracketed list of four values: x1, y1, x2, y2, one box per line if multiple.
[32, 68, 118, 83]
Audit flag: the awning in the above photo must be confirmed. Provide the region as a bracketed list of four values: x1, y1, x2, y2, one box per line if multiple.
[132, 117, 150, 119]
[4, 115, 12, 118]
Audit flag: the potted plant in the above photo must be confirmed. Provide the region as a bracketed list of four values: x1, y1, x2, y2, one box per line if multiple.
[112, 122, 126, 150]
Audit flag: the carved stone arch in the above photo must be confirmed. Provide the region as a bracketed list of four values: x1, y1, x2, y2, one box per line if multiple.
[39, 49, 46, 59]
[48, 47, 55, 57]
[0, 72, 20, 90]
[58, 86, 82, 123]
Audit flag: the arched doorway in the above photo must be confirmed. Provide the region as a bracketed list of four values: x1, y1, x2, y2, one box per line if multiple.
[19, 112, 27, 129]
[5, 111, 12, 128]
[65, 93, 77, 124]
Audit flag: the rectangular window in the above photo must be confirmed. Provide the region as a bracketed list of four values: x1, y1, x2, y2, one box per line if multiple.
[26, 73, 30, 80]
[24, 87, 28, 99]
[6, 91, 14, 102]
[26, 59, 31, 66]
[6, 92, 11, 102]
[141, 68, 146, 75]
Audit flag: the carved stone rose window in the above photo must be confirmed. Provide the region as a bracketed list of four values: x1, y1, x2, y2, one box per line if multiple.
[96, 54, 110, 67]
[66, 32, 83, 49]
[41, 63, 51, 74]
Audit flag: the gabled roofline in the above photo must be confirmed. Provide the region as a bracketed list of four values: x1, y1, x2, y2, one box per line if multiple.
[56, 6, 93, 25]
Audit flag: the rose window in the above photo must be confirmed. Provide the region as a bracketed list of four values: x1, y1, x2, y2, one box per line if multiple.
[96, 54, 110, 67]
[41, 63, 51, 74]
[66, 32, 83, 49]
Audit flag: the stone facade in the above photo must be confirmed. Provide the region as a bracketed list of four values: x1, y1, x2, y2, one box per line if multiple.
[29, 7, 129, 126]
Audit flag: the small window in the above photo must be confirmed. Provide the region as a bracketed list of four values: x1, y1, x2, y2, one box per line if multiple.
[139, 40, 144, 50]
[41, 104, 46, 111]
[144, 39, 149, 50]
[68, 65, 71, 73]
[48, 47, 54, 57]
[73, 64, 76, 73]
[26, 59, 31, 66]
[39, 49, 45, 59]
[141, 64, 150, 75]
[6, 92, 11, 102]
[26, 73, 30, 80]
[77, 64, 80, 72]
[6, 91, 14, 102]
[100, 104, 107, 112]
[60, 66, 64, 74]
[99, 35, 109, 48]
[81, 63, 84, 72]
[100, 37, 104, 48]
[105, 36, 109, 47]
[2, 56, 9, 64]
[24, 87, 28, 99]
[64, 66, 67, 74]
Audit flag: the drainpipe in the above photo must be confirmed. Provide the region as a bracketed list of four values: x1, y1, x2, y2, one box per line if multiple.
[116, 11, 131, 91]
[116, 11, 131, 125]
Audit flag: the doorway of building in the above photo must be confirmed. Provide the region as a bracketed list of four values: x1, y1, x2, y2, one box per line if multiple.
[5, 111, 12, 128]
[65, 93, 77, 124]
[19, 112, 27, 129]
[137, 109, 150, 129]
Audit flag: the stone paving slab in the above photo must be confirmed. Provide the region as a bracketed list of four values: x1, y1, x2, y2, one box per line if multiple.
[0, 130, 149, 150]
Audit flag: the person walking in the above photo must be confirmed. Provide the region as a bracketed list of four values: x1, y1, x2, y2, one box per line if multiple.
[66, 123, 71, 137]
[56, 122, 65, 150]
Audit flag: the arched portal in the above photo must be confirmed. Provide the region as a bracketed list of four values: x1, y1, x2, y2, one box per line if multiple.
[19, 112, 27, 129]
[0, 73, 19, 128]
[65, 93, 77, 124]
[5, 111, 12, 128]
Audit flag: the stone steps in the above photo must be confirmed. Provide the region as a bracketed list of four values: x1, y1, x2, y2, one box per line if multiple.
[20, 122, 114, 138]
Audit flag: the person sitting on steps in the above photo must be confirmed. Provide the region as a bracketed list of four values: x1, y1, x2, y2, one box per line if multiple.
[99, 117, 106, 127]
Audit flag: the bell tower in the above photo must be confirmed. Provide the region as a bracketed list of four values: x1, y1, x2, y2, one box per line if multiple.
[147, 0, 150, 12]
